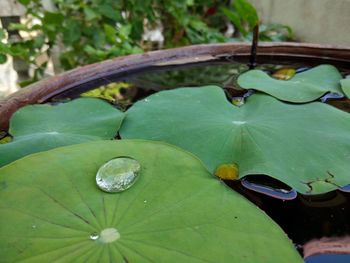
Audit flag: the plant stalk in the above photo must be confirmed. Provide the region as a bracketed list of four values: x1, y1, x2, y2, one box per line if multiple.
[249, 24, 259, 69]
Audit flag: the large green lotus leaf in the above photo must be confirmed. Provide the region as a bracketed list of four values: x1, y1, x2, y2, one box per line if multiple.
[0, 98, 124, 167]
[237, 65, 343, 103]
[0, 140, 302, 262]
[120, 86, 350, 194]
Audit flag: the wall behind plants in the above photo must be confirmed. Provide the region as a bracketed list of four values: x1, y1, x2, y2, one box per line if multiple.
[249, 0, 350, 45]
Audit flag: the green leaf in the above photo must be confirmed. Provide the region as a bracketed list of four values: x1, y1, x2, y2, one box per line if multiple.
[103, 24, 117, 44]
[120, 86, 350, 194]
[0, 28, 6, 40]
[233, 0, 259, 28]
[340, 79, 350, 98]
[0, 140, 302, 262]
[237, 65, 343, 103]
[0, 54, 7, 64]
[18, 0, 31, 5]
[62, 19, 81, 45]
[222, 7, 247, 36]
[92, 30, 106, 49]
[98, 4, 121, 21]
[43, 12, 65, 26]
[0, 98, 124, 167]
[84, 7, 99, 21]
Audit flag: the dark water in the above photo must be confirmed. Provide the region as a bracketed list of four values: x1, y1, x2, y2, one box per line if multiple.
[225, 179, 350, 254]
[305, 254, 350, 263]
[50, 56, 350, 262]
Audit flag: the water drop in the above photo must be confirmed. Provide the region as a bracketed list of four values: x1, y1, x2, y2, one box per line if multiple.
[96, 157, 141, 193]
[32, 225, 36, 229]
[90, 233, 99, 240]
[143, 200, 147, 203]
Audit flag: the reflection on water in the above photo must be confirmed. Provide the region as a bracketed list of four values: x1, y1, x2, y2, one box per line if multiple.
[305, 254, 350, 263]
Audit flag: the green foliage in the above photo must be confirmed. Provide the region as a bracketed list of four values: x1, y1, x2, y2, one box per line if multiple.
[222, 0, 258, 37]
[120, 85, 350, 194]
[238, 65, 343, 103]
[0, 140, 303, 262]
[81, 82, 131, 102]
[0, 98, 124, 167]
[0, 0, 294, 84]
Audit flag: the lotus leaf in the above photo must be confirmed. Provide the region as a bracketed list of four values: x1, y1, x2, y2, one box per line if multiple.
[0, 98, 124, 167]
[237, 65, 343, 103]
[0, 140, 302, 262]
[121, 86, 350, 194]
[340, 79, 350, 99]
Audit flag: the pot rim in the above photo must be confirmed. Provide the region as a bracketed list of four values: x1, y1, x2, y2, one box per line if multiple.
[1, 42, 350, 130]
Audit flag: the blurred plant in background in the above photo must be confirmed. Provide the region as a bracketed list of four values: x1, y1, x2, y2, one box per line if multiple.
[0, 0, 294, 86]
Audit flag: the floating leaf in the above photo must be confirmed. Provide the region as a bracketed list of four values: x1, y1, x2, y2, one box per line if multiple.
[272, 68, 296, 80]
[121, 86, 350, 194]
[0, 140, 302, 262]
[215, 163, 239, 180]
[340, 79, 350, 99]
[237, 65, 343, 103]
[0, 136, 12, 144]
[0, 98, 124, 167]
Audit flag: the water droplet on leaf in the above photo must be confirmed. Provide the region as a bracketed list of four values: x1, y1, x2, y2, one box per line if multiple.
[215, 163, 239, 180]
[272, 68, 296, 80]
[90, 233, 99, 240]
[96, 157, 141, 193]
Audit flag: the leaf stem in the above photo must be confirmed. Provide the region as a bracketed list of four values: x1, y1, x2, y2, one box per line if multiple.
[249, 24, 259, 69]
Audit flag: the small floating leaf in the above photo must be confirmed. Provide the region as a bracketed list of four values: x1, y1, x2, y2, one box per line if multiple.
[272, 68, 296, 80]
[0, 140, 302, 262]
[237, 65, 343, 103]
[215, 163, 239, 180]
[96, 157, 141, 193]
[232, 97, 245, 106]
[0, 136, 12, 144]
[121, 86, 350, 194]
[232, 90, 254, 107]
[0, 98, 125, 167]
[340, 79, 350, 99]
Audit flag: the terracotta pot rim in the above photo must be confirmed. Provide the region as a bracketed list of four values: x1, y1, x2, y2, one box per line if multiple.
[1, 42, 350, 130]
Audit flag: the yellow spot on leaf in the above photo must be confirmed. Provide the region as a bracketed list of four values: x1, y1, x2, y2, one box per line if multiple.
[215, 163, 239, 180]
[272, 68, 296, 80]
